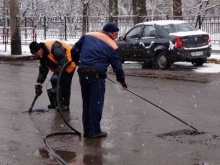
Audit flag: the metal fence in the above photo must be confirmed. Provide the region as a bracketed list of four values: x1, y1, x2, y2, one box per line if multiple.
[1, 15, 220, 43]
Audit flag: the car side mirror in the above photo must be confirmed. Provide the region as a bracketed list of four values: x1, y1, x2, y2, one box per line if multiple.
[119, 36, 124, 40]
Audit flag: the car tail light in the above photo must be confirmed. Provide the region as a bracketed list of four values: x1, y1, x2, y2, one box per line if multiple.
[175, 37, 183, 48]
[207, 35, 211, 44]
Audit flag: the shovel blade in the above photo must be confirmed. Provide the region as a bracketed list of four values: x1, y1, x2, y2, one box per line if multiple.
[28, 107, 33, 113]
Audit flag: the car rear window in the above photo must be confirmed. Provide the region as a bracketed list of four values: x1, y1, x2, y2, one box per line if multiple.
[162, 23, 196, 33]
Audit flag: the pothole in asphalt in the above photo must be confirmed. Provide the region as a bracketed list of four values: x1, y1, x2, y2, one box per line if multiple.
[156, 129, 220, 148]
[156, 129, 205, 138]
[22, 108, 57, 114]
[30, 109, 50, 113]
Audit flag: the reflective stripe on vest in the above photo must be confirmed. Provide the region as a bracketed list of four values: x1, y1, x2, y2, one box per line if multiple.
[44, 40, 76, 73]
[86, 32, 118, 50]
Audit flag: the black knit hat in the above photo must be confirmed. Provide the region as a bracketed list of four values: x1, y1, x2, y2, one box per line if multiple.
[102, 22, 119, 32]
[29, 41, 41, 54]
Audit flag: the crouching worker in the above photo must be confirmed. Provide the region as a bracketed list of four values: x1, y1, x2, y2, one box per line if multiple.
[71, 22, 127, 138]
[29, 40, 76, 111]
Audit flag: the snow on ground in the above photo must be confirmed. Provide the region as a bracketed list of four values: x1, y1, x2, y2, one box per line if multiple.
[125, 53, 220, 74]
[211, 44, 220, 51]
[0, 39, 78, 56]
[209, 53, 220, 60]
[195, 63, 220, 73]
[174, 62, 220, 73]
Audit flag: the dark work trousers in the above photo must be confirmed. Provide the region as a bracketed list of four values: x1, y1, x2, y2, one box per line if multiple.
[79, 75, 105, 136]
[51, 71, 74, 106]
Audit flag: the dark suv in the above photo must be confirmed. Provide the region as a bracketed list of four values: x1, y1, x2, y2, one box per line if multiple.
[116, 20, 212, 69]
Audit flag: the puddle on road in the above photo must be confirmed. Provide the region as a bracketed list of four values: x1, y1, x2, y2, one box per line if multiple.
[38, 148, 76, 163]
[83, 154, 104, 164]
[157, 129, 205, 138]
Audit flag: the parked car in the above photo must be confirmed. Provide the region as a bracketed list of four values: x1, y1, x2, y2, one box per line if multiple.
[116, 20, 212, 69]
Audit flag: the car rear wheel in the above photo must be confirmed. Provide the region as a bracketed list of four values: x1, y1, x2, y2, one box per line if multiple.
[191, 59, 206, 66]
[155, 52, 171, 69]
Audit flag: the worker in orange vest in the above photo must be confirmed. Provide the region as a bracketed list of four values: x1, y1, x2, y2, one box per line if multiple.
[29, 40, 76, 111]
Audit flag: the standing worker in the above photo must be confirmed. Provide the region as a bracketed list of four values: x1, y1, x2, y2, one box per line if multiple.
[71, 22, 127, 138]
[29, 40, 76, 111]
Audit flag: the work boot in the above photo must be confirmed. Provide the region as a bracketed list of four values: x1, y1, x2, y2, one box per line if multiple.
[48, 104, 57, 109]
[89, 132, 107, 138]
[83, 133, 89, 138]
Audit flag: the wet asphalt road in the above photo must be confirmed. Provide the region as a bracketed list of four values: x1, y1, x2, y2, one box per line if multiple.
[0, 60, 220, 165]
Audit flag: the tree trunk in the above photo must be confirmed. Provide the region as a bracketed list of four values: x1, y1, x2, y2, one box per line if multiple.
[109, 0, 118, 23]
[82, 0, 89, 35]
[173, 0, 183, 19]
[132, 0, 147, 24]
[10, 0, 21, 55]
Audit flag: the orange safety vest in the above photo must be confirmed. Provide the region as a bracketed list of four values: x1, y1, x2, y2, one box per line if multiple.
[86, 32, 118, 50]
[44, 40, 76, 73]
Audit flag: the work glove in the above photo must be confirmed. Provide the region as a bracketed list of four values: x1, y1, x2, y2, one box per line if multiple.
[50, 74, 59, 84]
[120, 81, 128, 89]
[35, 84, 43, 96]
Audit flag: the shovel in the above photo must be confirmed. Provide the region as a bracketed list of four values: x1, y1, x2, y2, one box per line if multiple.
[28, 94, 39, 113]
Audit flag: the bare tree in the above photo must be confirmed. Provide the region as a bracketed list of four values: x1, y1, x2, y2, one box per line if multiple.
[132, 0, 147, 24]
[2, 0, 9, 27]
[109, 0, 118, 23]
[81, 0, 89, 35]
[173, 0, 183, 19]
[181, 0, 220, 16]
[10, 0, 21, 55]
[118, 0, 132, 15]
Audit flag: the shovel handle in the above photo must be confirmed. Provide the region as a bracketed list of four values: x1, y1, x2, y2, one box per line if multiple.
[29, 95, 39, 113]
